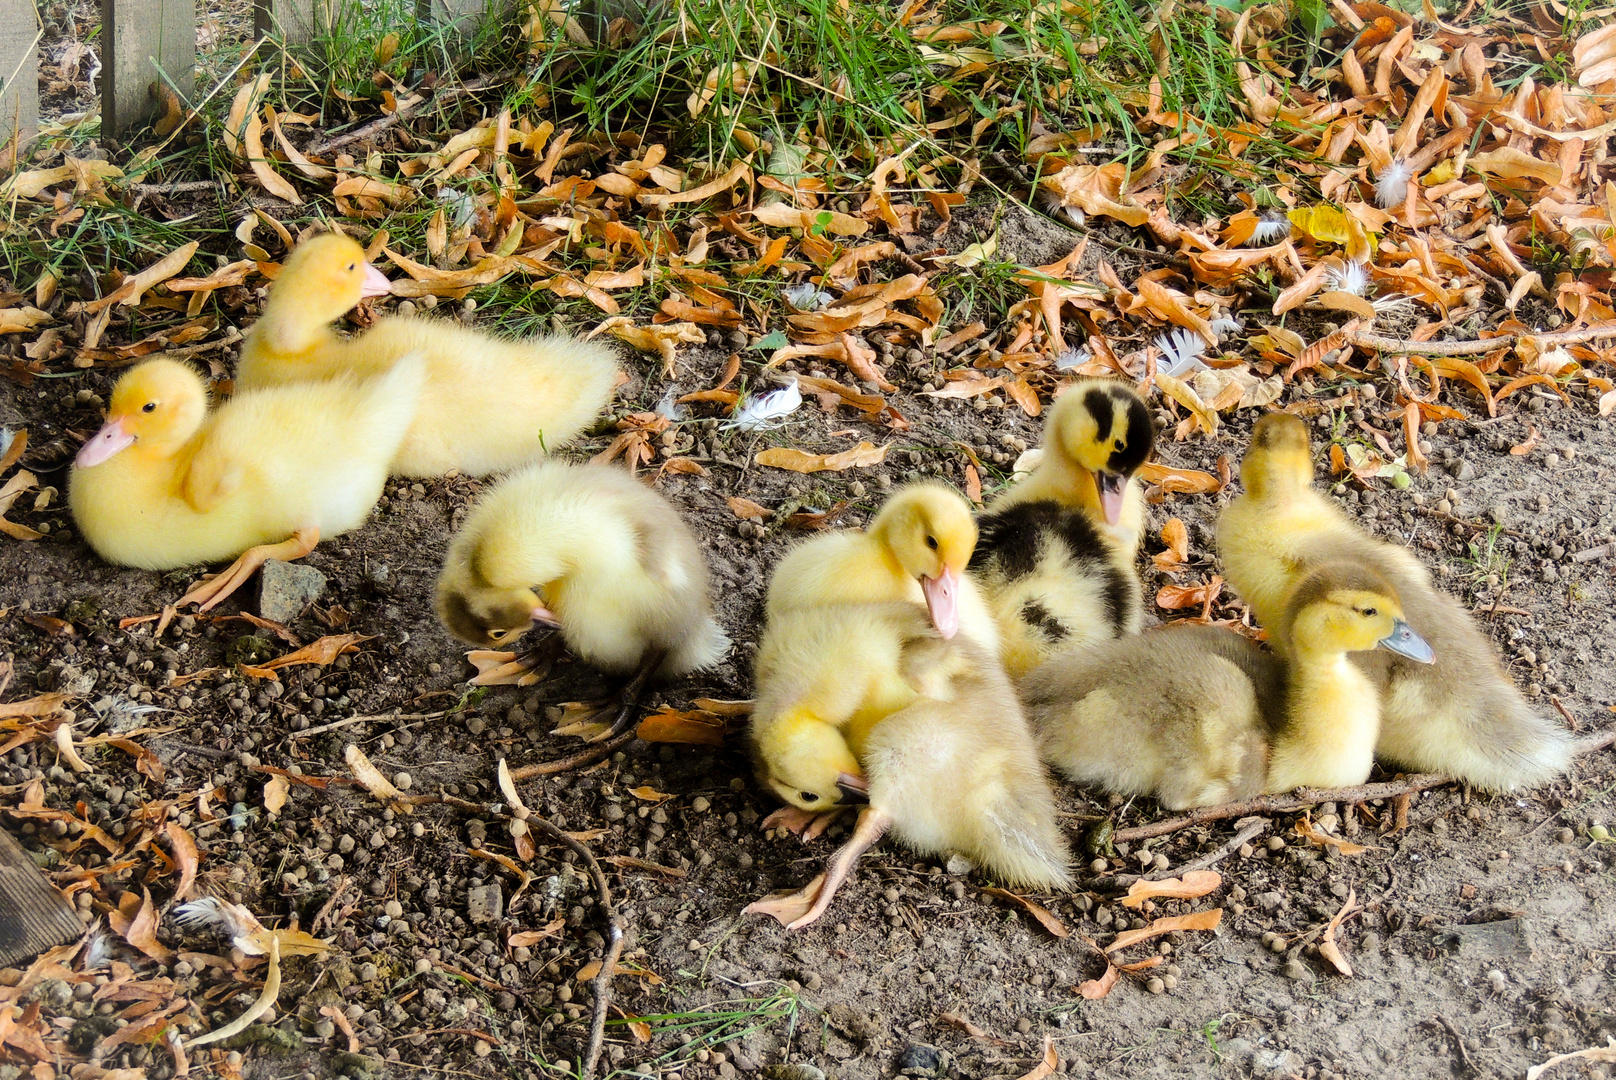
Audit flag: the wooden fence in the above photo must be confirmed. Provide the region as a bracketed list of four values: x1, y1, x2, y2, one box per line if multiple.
[0, 0, 487, 155]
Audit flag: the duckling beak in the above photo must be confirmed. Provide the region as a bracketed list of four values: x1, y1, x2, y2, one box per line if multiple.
[1377, 619, 1435, 664]
[360, 262, 393, 299]
[835, 772, 870, 804]
[1094, 470, 1128, 526]
[528, 603, 562, 631]
[75, 418, 136, 468]
[920, 568, 960, 640]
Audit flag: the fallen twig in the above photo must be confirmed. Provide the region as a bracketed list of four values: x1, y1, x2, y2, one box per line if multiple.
[306, 71, 515, 158]
[1570, 543, 1613, 563]
[1433, 1015, 1478, 1076]
[294, 709, 452, 740]
[1161, 818, 1270, 878]
[507, 731, 636, 781]
[1349, 321, 1616, 357]
[1116, 731, 1616, 843]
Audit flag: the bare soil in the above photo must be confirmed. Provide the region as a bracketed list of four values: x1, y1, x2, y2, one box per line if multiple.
[2, 205, 1614, 1080]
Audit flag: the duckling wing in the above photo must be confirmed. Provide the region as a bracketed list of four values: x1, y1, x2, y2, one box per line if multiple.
[1021, 625, 1274, 809]
[863, 654, 1072, 889]
[355, 319, 619, 476]
[970, 499, 1141, 678]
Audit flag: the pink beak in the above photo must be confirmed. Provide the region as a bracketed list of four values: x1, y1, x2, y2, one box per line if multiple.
[920, 568, 960, 640]
[75, 419, 135, 468]
[360, 262, 393, 299]
[1094, 470, 1127, 527]
[529, 603, 561, 630]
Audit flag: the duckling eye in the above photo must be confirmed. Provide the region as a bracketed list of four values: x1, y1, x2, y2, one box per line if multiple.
[488, 628, 507, 640]
[141, 402, 157, 413]
[1361, 607, 1377, 618]
[925, 535, 938, 551]
[799, 791, 819, 803]
[346, 262, 357, 271]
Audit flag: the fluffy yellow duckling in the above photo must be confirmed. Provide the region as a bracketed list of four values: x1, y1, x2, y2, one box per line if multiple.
[970, 380, 1153, 677]
[237, 233, 620, 477]
[69, 354, 424, 609]
[747, 601, 965, 827]
[1022, 562, 1434, 807]
[765, 481, 999, 652]
[435, 460, 729, 739]
[747, 623, 1073, 930]
[1216, 413, 1574, 790]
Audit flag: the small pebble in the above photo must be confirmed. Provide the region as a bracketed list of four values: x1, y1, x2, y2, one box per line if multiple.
[1146, 977, 1166, 995]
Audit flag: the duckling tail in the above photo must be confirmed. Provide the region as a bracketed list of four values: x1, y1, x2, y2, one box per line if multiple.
[675, 616, 731, 674]
[976, 802, 1074, 891]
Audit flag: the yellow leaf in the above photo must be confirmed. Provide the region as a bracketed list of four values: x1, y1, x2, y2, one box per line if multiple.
[755, 441, 888, 473]
[1120, 870, 1221, 908]
[1469, 147, 1563, 186]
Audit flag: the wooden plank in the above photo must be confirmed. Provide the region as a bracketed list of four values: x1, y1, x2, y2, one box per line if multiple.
[418, 0, 497, 35]
[0, 826, 84, 968]
[0, 0, 40, 162]
[101, 0, 196, 139]
[254, 0, 326, 47]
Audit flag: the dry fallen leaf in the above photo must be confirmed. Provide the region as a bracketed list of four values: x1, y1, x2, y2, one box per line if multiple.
[345, 744, 409, 812]
[1016, 1037, 1058, 1080]
[1153, 518, 1189, 571]
[1318, 886, 1357, 977]
[1077, 963, 1120, 1000]
[755, 441, 887, 473]
[263, 774, 289, 818]
[1139, 463, 1222, 494]
[1120, 869, 1221, 909]
[1105, 908, 1223, 952]
[1294, 816, 1373, 855]
[636, 707, 727, 746]
[508, 919, 566, 948]
[982, 887, 1069, 937]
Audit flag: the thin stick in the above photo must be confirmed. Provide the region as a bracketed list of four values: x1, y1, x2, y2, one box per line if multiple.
[1113, 774, 1454, 843]
[1349, 321, 1616, 357]
[1161, 818, 1270, 878]
[1115, 730, 1616, 843]
[305, 71, 515, 158]
[1433, 1015, 1478, 1076]
[294, 709, 452, 740]
[507, 731, 635, 781]
[522, 815, 622, 1080]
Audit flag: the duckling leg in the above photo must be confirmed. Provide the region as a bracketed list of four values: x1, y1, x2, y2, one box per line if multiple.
[584, 647, 668, 744]
[744, 807, 891, 930]
[178, 528, 320, 612]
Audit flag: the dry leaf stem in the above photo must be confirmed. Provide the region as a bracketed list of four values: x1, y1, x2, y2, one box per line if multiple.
[1348, 321, 1616, 357]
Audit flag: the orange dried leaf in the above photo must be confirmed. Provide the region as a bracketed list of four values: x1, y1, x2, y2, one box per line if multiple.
[1294, 817, 1373, 855]
[509, 919, 566, 947]
[755, 441, 887, 473]
[1016, 1037, 1058, 1080]
[1120, 869, 1221, 909]
[1509, 425, 1541, 456]
[982, 887, 1069, 938]
[1078, 963, 1120, 1000]
[1153, 518, 1189, 570]
[1319, 886, 1357, 977]
[636, 707, 727, 746]
[1105, 908, 1223, 952]
[726, 496, 774, 520]
[1156, 577, 1223, 611]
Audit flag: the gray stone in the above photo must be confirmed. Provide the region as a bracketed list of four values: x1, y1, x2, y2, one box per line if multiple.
[257, 559, 327, 623]
[466, 884, 504, 925]
[1453, 459, 1476, 481]
[1254, 1049, 1305, 1077]
[1433, 918, 1535, 961]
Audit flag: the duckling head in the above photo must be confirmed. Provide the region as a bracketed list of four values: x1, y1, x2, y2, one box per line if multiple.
[868, 482, 977, 639]
[262, 233, 392, 339]
[755, 713, 869, 812]
[436, 577, 561, 650]
[1046, 379, 1153, 525]
[75, 358, 208, 467]
[1241, 413, 1314, 500]
[1283, 562, 1435, 664]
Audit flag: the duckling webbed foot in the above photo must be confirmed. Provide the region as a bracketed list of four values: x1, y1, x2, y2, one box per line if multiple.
[761, 805, 847, 842]
[467, 633, 563, 687]
[179, 527, 320, 612]
[745, 806, 892, 930]
[585, 647, 668, 743]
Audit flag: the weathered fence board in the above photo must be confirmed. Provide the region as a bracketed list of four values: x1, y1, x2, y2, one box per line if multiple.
[102, 0, 196, 138]
[0, 826, 84, 968]
[254, 0, 325, 47]
[0, 0, 40, 158]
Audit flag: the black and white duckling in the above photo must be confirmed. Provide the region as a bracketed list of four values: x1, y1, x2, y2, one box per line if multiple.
[1021, 561, 1434, 807]
[969, 379, 1153, 678]
[435, 461, 729, 740]
[1216, 413, 1574, 790]
[747, 617, 1072, 930]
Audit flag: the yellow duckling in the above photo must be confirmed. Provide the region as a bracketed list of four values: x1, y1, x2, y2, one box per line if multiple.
[435, 460, 729, 739]
[747, 623, 1073, 930]
[1216, 413, 1574, 790]
[747, 601, 965, 829]
[69, 354, 424, 610]
[237, 233, 620, 477]
[970, 379, 1153, 678]
[765, 481, 999, 652]
[1022, 562, 1434, 807]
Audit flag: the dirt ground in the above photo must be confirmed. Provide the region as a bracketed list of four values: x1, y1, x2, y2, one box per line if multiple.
[2, 204, 1615, 1080]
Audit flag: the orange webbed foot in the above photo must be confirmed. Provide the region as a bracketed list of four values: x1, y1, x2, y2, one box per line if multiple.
[762, 805, 847, 842]
[178, 528, 319, 612]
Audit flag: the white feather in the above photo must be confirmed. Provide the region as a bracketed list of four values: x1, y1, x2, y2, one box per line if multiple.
[1209, 316, 1243, 341]
[1328, 261, 1371, 296]
[1037, 188, 1086, 227]
[1156, 329, 1209, 377]
[1054, 347, 1091, 371]
[1375, 160, 1413, 209]
[1250, 216, 1290, 244]
[722, 378, 803, 431]
[655, 386, 687, 421]
[783, 283, 833, 311]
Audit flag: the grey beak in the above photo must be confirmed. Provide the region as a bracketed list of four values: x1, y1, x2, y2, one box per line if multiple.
[1378, 618, 1435, 664]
